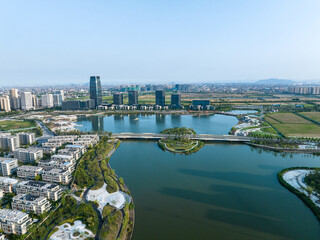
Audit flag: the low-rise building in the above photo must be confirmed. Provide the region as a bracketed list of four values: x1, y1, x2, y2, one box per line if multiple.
[42, 141, 62, 148]
[0, 177, 19, 193]
[0, 209, 33, 235]
[0, 157, 18, 176]
[51, 154, 75, 163]
[42, 169, 71, 185]
[38, 160, 75, 173]
[17, 166, 43, 179]
[13, 148, 43, 163]
[16, 181, 62, 201]
[65, 144, 86, 155]
[12, 194, 51, 215]
[17, 132, 36, 145]
[58, 148, 81, 160]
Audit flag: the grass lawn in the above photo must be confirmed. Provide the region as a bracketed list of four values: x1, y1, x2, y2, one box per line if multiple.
[300, 112, 320, 122]
[266, 112, 311, 124]
[0, 120, 36, 131]
[272, 123, 320, 137]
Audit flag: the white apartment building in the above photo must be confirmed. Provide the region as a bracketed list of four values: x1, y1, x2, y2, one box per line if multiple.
[16, 181, 62, 201]
[20, 92, 33, 111]
[41, 94, 54, 108]
[0, 95, 11, 112]
[17, 132, 36, 145]
[17, 166, 43, 179]
[65, 144, 86, 155]
[42, 169, 71, 185]
[12, 194, 51, 215]
[58, 148, 81, 160]
[53, 94, 63, 107]
[42, 141, 62, 148]
[13, 148, 43, 163]
[0, 177, 19, 193]
[0, 157, 18, 176]
[0, 209, 33, 235]
[0, 134, 20, 151]
[38, 160, 75, 173]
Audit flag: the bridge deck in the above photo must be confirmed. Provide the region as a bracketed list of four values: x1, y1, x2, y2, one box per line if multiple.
[108, 133, 250, 142]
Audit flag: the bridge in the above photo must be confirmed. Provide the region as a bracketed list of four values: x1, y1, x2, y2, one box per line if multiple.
[110, 133, 251, 142]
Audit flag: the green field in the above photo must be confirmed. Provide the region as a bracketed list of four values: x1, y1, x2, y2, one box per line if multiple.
[0, 120, 36, 131]
[266, 112, 320, 138]
[300, 112, 320, 122]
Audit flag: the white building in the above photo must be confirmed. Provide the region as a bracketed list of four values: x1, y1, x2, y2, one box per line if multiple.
[42, 169, 71, 185]
[20, 92, 33, 111]
[38, 160, 75, 173]
[0, 209, 33, 235]
[17, 166, 43, 179]
[12, 194, 51, 215]
[41, 94, 54, 108]
[0, 96, 11, 112]
[0, 157, 18, 176]
[0, 177, 19, 193]
[0, 134, 20, 151]
[16, 181, 62, 201]
[13, 148, 43, 163]
[17, 132, 36, 145]
[65, 144, 86, 155]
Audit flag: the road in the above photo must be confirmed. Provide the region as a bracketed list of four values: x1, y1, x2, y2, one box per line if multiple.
[35, 120, 55, 143]
[109, 132, 251, 142]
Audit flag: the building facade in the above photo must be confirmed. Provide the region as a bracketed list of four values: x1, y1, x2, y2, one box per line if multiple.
[155, 90, 165, 106]
[128, 90, 138, 105]
[89, 76, 102, 107]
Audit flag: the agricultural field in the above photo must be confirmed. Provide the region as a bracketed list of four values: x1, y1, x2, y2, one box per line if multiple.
[300, 112, 320, 122]
[0, 119, 36, 131]
[265, 112, 320, 138]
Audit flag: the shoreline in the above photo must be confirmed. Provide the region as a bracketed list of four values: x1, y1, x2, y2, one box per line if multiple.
[278, 167, 320, 222]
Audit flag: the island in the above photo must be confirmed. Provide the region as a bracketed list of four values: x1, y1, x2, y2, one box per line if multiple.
[157, 127, 204, 154]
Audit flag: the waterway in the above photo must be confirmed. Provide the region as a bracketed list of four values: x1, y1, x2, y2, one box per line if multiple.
[76, 114, 238, 135]
[76, 113, 320, 239]
[111, 142, 320, 240]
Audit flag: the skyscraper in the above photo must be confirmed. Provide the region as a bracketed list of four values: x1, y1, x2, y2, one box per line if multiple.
[20, 92, 33, 111]
[155, 90, 165, 106]
[90, 76, 102, 108]
[128, 90, 138, 105]
[0, 96, 11, 112]
[113, 93, 123, 105]
[41, 94, 54, 108]
[171, 93, 181, 108]
[53, 90, 64, 101]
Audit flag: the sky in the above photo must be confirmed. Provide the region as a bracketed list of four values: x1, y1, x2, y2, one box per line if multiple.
[0, 0, 320, 86]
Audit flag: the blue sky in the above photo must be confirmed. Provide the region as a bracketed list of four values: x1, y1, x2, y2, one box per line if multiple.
[1, 0, 320, 85]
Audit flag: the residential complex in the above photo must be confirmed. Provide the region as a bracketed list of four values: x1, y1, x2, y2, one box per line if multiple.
[0, 134, 20, 151]
[17, 166, 43, 179]
[13, 148, 43, 163]
[0, 177, 19, 193]
[17, 132, 36, 145]
[16, 181, 62, 201]
[0, 157, 18, 176]
[12, 194, 51, 215]
[0, 209, 33, 235]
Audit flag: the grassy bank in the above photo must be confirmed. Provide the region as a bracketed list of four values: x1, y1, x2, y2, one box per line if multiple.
[278, 167, 320, 222]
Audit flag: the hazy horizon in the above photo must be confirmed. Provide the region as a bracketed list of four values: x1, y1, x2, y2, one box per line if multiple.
[1, 0, 320, 86]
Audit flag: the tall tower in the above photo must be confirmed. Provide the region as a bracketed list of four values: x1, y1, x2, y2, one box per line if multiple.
[90, 76, 102, 107]
[155, 90, 165, 106]
[128, 90, 138, 105]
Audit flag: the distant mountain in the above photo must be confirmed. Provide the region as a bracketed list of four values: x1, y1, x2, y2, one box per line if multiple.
[255, 78, 295, 85]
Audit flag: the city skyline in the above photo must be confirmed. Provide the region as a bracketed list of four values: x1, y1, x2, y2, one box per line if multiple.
[1, 0, 320, 86]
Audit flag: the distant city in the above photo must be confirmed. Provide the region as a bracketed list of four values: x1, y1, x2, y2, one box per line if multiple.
[1, 76, 320, 113]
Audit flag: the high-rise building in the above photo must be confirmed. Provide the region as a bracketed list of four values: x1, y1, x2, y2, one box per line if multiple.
[53, 90, 64, 101]
[113, 93, 123, 105]
[89, 76, 102, 107]
[128, 90, 138, 105]
[155, 90, 165, 106]
[10, 96, 20, 110]
[0, 96, 11, 112]
[20, 92, 33, 111]
[171, 93, 181, 108]
[53, 94, 63, 107]
[41, 94, 54, 108]
[10, 89, 19, 98]
[32, 95, 38, 109]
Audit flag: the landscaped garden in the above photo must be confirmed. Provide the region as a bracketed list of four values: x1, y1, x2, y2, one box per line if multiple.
[158, 127, 204, 154]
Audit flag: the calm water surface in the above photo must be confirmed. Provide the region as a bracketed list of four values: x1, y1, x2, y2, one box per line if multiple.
[77, 113, 320, 239]
[76, 114, 238, 134]
[111, 142, 320, 240]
